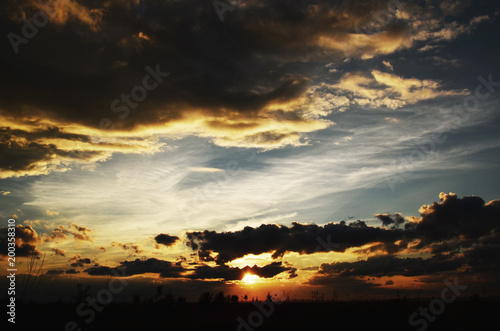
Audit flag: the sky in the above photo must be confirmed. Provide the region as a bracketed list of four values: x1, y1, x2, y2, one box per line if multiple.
[1, 0, 500, 302]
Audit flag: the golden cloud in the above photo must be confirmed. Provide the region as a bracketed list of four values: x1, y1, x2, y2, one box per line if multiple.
[326, 70, 467, 110]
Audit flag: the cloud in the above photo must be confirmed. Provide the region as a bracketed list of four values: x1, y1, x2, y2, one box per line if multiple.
[408, 193, 500, 249]
[325, 70, 467, 110]
[69, 255, 93, 268]
[186, 192, 500, 266]
[45, 210, 60, 216]
[190, 167, 224, 173]
[1, 0, 493, 178]
[382, 61, 394, 71]
[310, 232, 500, 283]
[0, 225, 40, 259]
[7, 0, 103, 31]
[307, 192, 500, 285]
[0, 191, 10, 196]
[46, 269, 65, 275]
[51, 248, 65, 256]
[470, 15, 490, 25]
[112, 242, 143, 254]
[187, 261, 294, 281]
[186, 221, 404, 264]
[43, 223, 93, 242]
[154, 234, 179, 248]
[84, 257, 293, 281]
[85, 258, 184, 277]
[313, 254, 464, 278]
[0, 119, 161, 178]
[375, 213, 405, 228]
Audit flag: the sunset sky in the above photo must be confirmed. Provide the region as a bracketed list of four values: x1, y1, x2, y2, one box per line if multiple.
[1, 0, 500, 302]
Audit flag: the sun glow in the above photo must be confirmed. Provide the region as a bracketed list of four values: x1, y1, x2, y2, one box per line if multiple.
[242, 273, 260, 284]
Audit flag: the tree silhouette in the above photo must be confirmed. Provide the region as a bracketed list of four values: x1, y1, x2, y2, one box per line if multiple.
[198, 291, 214, 308]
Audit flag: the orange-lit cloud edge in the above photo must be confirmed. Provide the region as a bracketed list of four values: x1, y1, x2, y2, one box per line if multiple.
[1, 1, 499, 301]
[2, 192, 499, 300]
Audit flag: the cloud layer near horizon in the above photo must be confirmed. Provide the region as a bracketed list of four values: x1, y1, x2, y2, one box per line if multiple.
[3, 192, 499, 299]
[18, 193, 496, 291]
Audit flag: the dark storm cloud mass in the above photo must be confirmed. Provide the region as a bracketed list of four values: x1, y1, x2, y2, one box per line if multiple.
[186, 193, 500, 270]
[306, 193, 500, 283]
[188, 261, 294, 280]
[308, 234, 500, 284]
[69, 255, 92, 268]
[1, 0, 496, 177]
[410, 193, 500, 249]
[0, 124, 145, 178]
[85, 258, 184, 277]
[314, 254, 465, 278]
[186, 221, 405, 264]
[84, 257, 292, 280]
[375, 212, 405, 228]
[0, 225, 40, 259]
[154, 233, 180, 247]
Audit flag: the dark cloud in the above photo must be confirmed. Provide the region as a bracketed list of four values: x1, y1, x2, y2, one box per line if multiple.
[0, 125, 133, 178]
[0, 225, 40, 259]
[313, 254, 464, 278]
[69, 255, 93, 268]
[308, 193, 500, 284]
[188, 261, 293, 281]
[310, 237, 500, 284]
[51, 248, 65, 256]
[2, 0, 491, 177]
[154, 234, 179, 247]
[85, 258, 184, 277]
[66, 269, 80, 274]
[84, 257, 293, 281]
[112, 242, 143, 254]
[186, 193, 500, 265]
[409, 193, 500, 249]
[46, 269, 65, 275]
[375, 213, 405, 228]
[186, 221, 404, 264]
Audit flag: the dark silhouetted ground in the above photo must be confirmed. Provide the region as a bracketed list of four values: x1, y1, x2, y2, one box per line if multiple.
[5, 298, 499, 331]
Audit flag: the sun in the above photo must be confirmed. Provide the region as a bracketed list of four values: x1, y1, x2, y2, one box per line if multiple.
[242, 273, 260, 284]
